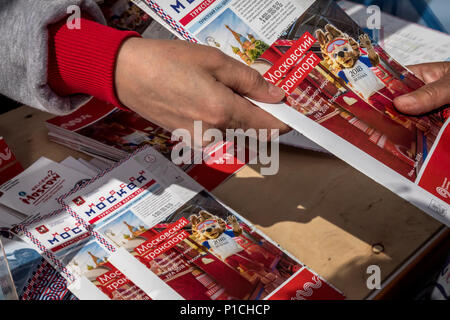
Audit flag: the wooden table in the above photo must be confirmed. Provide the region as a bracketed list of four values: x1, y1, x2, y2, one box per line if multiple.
[0, 105, 447, 299]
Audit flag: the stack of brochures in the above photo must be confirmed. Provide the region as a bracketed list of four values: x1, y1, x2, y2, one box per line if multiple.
[45, 97, 247, 192]
[0, 147, 345, 300]
[0, 154, 103, 300]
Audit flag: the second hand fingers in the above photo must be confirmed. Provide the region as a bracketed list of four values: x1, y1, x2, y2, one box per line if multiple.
[407, 62, 450, 84]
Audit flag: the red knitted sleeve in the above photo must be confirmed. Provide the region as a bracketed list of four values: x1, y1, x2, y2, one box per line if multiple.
[47, 17, 140, 109]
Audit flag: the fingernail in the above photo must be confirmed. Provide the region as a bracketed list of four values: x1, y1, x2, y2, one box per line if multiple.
[269, 83, 284, 97]
[398, 93, 417, 105]
[395, 94, 418, 110]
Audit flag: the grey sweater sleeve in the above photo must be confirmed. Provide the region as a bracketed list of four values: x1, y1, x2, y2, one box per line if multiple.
[0, 0, 106, 115]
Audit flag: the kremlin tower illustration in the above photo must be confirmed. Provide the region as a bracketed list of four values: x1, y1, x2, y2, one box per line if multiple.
[225, 25, 269, 65]
[123, 220, 147, 237]
[124, 220, 139, 236]
[88, 251, 106, 268]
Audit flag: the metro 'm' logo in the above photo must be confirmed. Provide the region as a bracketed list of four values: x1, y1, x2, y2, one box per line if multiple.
[170, 0, 198, 14]
[36, 225, 49, 234]
[73, 196, 85, 206]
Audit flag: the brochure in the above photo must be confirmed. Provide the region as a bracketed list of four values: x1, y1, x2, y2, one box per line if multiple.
[0, 137, 23, 186]
[15, 209, 154, 300]
[280, 0, 450, 151]
[0, 238, 18, 300]
[132, 0, 450, 225]
[46, 98, 246, 191]
[60, 156, 100, 177]
[0, 157, 90, 218]
[0, 157, 95, 300]
[16, 146, 344, 300]
[0, 232, 77, 300]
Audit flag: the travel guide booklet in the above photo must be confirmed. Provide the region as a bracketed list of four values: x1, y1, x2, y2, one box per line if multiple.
[46, 98, 246, 191]
[133, 0, 450, 225]
[0, 137, 23, 186]
[0, 157, 90, 219]
[0, 157, 96, 300]
[15, 146, 344, 300]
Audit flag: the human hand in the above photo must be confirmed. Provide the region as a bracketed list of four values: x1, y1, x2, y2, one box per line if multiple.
[114, 38, 289, 145]
[394, 61, 450, 115]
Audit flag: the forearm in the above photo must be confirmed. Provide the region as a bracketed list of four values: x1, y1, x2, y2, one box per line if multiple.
[0, 0, 105, 114]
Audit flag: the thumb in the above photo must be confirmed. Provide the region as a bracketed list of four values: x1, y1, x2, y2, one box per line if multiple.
[394, 77, 450, 115]
[214, 58, 285, 103]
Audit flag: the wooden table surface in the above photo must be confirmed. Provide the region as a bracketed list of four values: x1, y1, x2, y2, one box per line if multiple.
[0, 105, 446, 299]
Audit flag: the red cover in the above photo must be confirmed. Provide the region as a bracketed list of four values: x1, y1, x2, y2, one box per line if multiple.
[0, 137, 23, 185]
[268, 268, 345, 300]
[418, 122, 450, 206]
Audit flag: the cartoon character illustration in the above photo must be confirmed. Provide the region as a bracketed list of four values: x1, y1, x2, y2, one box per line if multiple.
[190, 210, 279, 291]
[315, 24, 415, 130]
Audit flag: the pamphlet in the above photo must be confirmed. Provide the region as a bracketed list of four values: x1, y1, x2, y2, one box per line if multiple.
[0, 157, 90, 218]
[46, 98, 246, 191]
[61, 156, 100, 177]
[0, 137, 23, 186]
[280, 0, 450, 151]
[16, 146, 344, 300]
[133, 0, 450, 225]
[0, 156, 103, 300]
[0, 238, 18, 300]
